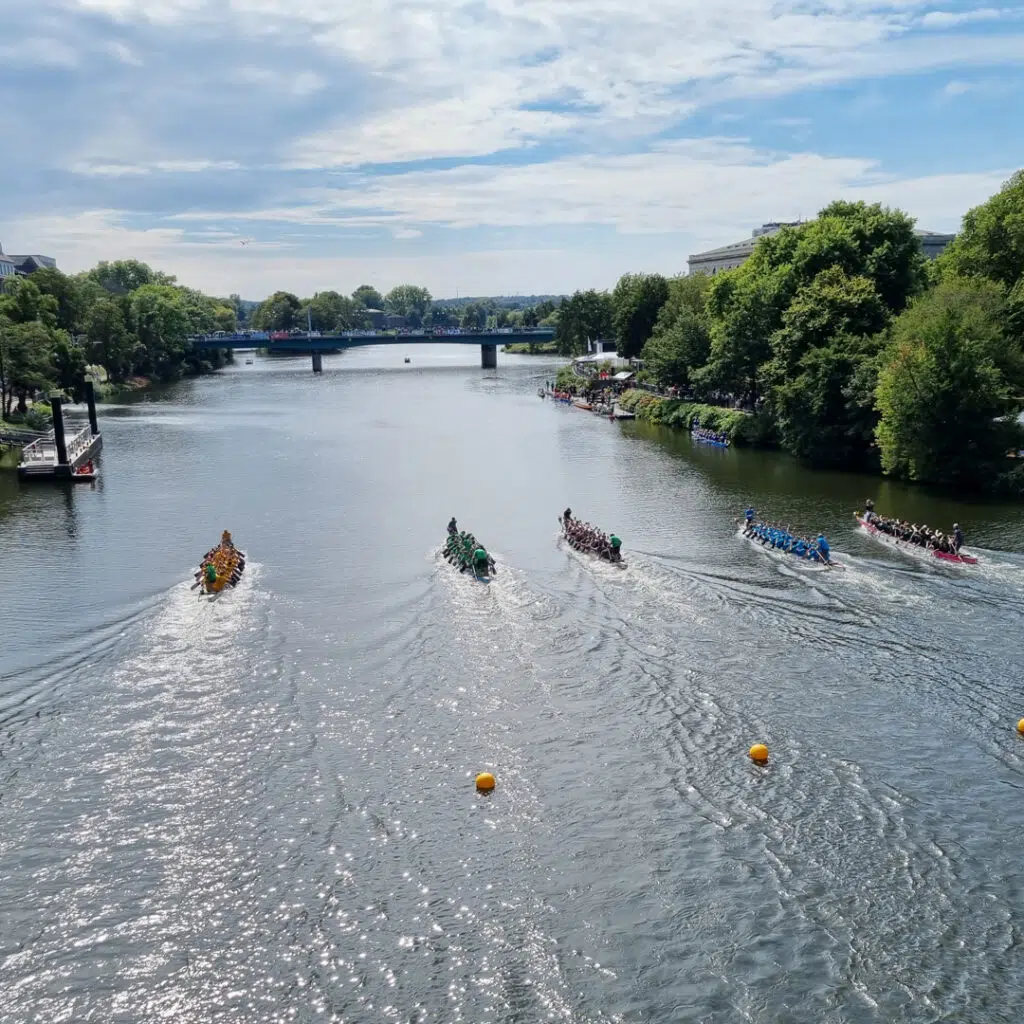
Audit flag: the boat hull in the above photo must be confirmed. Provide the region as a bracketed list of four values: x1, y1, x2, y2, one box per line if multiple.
[196, 541, 246, 594]
[854, 515, 977, 565]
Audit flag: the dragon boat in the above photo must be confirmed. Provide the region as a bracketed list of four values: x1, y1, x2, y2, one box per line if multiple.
[854, 513, 978, 565]
[194, 531, 246, 595]
[559, 514, 626, 567]
[444, 525, 497, 581]
[737, 518, 843, 570]
[691, 430, 729, 449]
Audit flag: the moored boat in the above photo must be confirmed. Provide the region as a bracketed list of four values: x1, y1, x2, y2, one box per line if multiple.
[194, 531, 246, 594]
[444, 522, 497, 580]
[560, 513, 626, 567]
[854, 513, 978, 565]
[691, 429, 729, 448]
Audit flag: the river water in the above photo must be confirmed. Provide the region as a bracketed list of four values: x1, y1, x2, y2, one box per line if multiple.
[1, 347, 1022, 1023]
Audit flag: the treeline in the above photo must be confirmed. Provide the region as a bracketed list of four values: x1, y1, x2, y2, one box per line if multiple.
[250, 284, 562, 333]
[0, 259, 238, 424]
[556, 173, 1024, 494]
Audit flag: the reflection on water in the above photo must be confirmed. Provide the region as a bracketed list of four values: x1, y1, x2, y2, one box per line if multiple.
[1, 347, 1022, 1023]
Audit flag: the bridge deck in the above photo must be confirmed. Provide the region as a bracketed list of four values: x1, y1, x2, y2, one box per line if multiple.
[191, 329, 555, 351]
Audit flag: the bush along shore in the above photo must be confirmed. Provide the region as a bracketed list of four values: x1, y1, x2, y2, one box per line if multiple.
[616, 390, 778, 447]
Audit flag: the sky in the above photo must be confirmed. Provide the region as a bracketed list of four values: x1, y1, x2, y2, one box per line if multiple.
[0, 1, 1021, 301]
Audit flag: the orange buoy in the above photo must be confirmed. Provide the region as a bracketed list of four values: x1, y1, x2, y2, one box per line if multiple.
[1017, 719, 1024, 736]
[749, 743, 769, 764]
[475, 772, 496, 791]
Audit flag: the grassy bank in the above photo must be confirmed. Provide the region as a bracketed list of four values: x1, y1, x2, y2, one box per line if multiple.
[503, 341, 559, 354]
[617, 390, 778, 447]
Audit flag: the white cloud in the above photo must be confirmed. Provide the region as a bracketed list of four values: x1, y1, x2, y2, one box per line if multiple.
[0, 37, 79, 67]
[941, 79, 976, 95]
[69, 159, 243, 175]
[177, 140, 1005, 240]
[921, 8, 1007, 28]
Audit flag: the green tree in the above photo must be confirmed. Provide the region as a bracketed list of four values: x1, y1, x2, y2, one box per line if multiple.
[770, 333, 883, 467]
[128, 285, 191, 378]
[300, 291, 359, 332]
[612, 273, 669, 359]
[28, 267, 89, 334]
[554, 290, 613, 356]
[425, 305, 457, 329]
[640, 306, 710, 389]
[53, 336, 88, 398]
[88, 259, 173, 295]
[875, 281, 1019, 487]
[352, 284, 384, 309]
[85, 298, 136, 381]
[938, 170, 1024, 291]
[0, 277, 60, 328]
[0, 319, 56, 417]
[384, 284, 432, 327]
[460, 302, 487, 330]
[251, 291, 301, 331]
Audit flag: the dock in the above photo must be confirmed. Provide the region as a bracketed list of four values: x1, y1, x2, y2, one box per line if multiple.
[16, 385, 103, 481]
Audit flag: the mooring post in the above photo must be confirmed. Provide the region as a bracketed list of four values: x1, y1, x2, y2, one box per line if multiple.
[84, 380, 99, 436]
[311, 351, 323, 373]
[481, 344, 497, 369]
[49, 394, 69, 466]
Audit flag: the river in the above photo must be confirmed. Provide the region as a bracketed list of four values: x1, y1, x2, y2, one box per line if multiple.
[1, 347, 1022, 1023]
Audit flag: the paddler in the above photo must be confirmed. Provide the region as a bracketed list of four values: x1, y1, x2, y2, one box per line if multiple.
[952, 523, 964, 552]
[221, 529, 233, 548]
[448, 517, 458, 535]
[204, 562, 217, 588]
[563, 508, 572, 524]
[744, 507, 756, 524]
[816, 533, 831, 563]
[610, 535, 622, 561]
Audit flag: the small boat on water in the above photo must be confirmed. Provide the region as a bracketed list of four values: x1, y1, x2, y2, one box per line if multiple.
[443, 522, 496, 581]
[404, 357, 411, 363]
[71, 459, 98, 482]
[691, 430, 729, 448]
[193, 531, 247, 594]
[572, 398, 593, 411]
[560, 513, 626, 567]
[245, 359, 253, 365]
[854, 513, 978, 565]
[738, 517, 843, 570]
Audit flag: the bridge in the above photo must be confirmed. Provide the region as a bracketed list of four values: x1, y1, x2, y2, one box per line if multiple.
[189, 327, 556, 371]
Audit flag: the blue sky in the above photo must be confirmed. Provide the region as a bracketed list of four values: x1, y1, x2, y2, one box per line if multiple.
[1, 0, 1021, 300]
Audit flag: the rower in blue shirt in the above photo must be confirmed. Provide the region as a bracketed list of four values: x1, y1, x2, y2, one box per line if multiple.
[816, 533, 831, 563]
[744, 507, 756, 524]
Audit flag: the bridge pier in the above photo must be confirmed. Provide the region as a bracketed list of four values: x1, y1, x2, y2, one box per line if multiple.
[481, 344, 497, 369]
[311, 351, 323, 373]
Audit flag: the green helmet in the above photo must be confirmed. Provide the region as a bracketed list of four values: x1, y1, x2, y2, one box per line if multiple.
[611, 535, 621, 548]
[474, 548, 487, 560]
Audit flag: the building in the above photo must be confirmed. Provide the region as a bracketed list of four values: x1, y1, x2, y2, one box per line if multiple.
[0, 242, 57, 277]
[362, 307, 386, 329]
[687, 223, 955, 276]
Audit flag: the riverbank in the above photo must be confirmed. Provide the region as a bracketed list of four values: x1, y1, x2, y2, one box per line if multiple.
[616, 390, 778, 447]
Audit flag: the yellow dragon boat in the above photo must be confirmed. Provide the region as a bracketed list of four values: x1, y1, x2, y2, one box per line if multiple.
[194, 530, 246, 595]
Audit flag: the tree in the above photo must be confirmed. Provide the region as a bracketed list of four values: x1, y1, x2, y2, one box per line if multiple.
[640, 305, 710, 389]
[938, 170, 1024, 291]
[554, 290, 613, 356]
[425, 305, 457, 329]
[0, 277, 59, 328]
[459, 302, 487, 330]
[85, 298, 135, 381]
[300, 291, 361, 332]
[875, 280, 1019, 487]
[251, 291, 301, 331]
[770, 333, 883, 467]
[612, 273, 669, 359]
[352, 285, 384, 309]
[0, 319, 55, 417]
[28, 267, 89, 334]
[128, 285, 191, 378]
[384, 284, 432, 327]
[53, 336, 88, 398]
[88, 259, 173, 296]
[521, 306, 539, 328]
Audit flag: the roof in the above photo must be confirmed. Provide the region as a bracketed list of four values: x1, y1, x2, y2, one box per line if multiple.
[613, 371, 634, 380]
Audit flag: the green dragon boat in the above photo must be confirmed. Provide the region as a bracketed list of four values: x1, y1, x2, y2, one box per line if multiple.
[444, 523, 497, 581]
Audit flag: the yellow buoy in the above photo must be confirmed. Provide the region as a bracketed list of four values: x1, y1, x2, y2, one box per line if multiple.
[1017, 719, 1024, 736]
[475, 772, 496, 792]
[749, 743, 769, 764]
